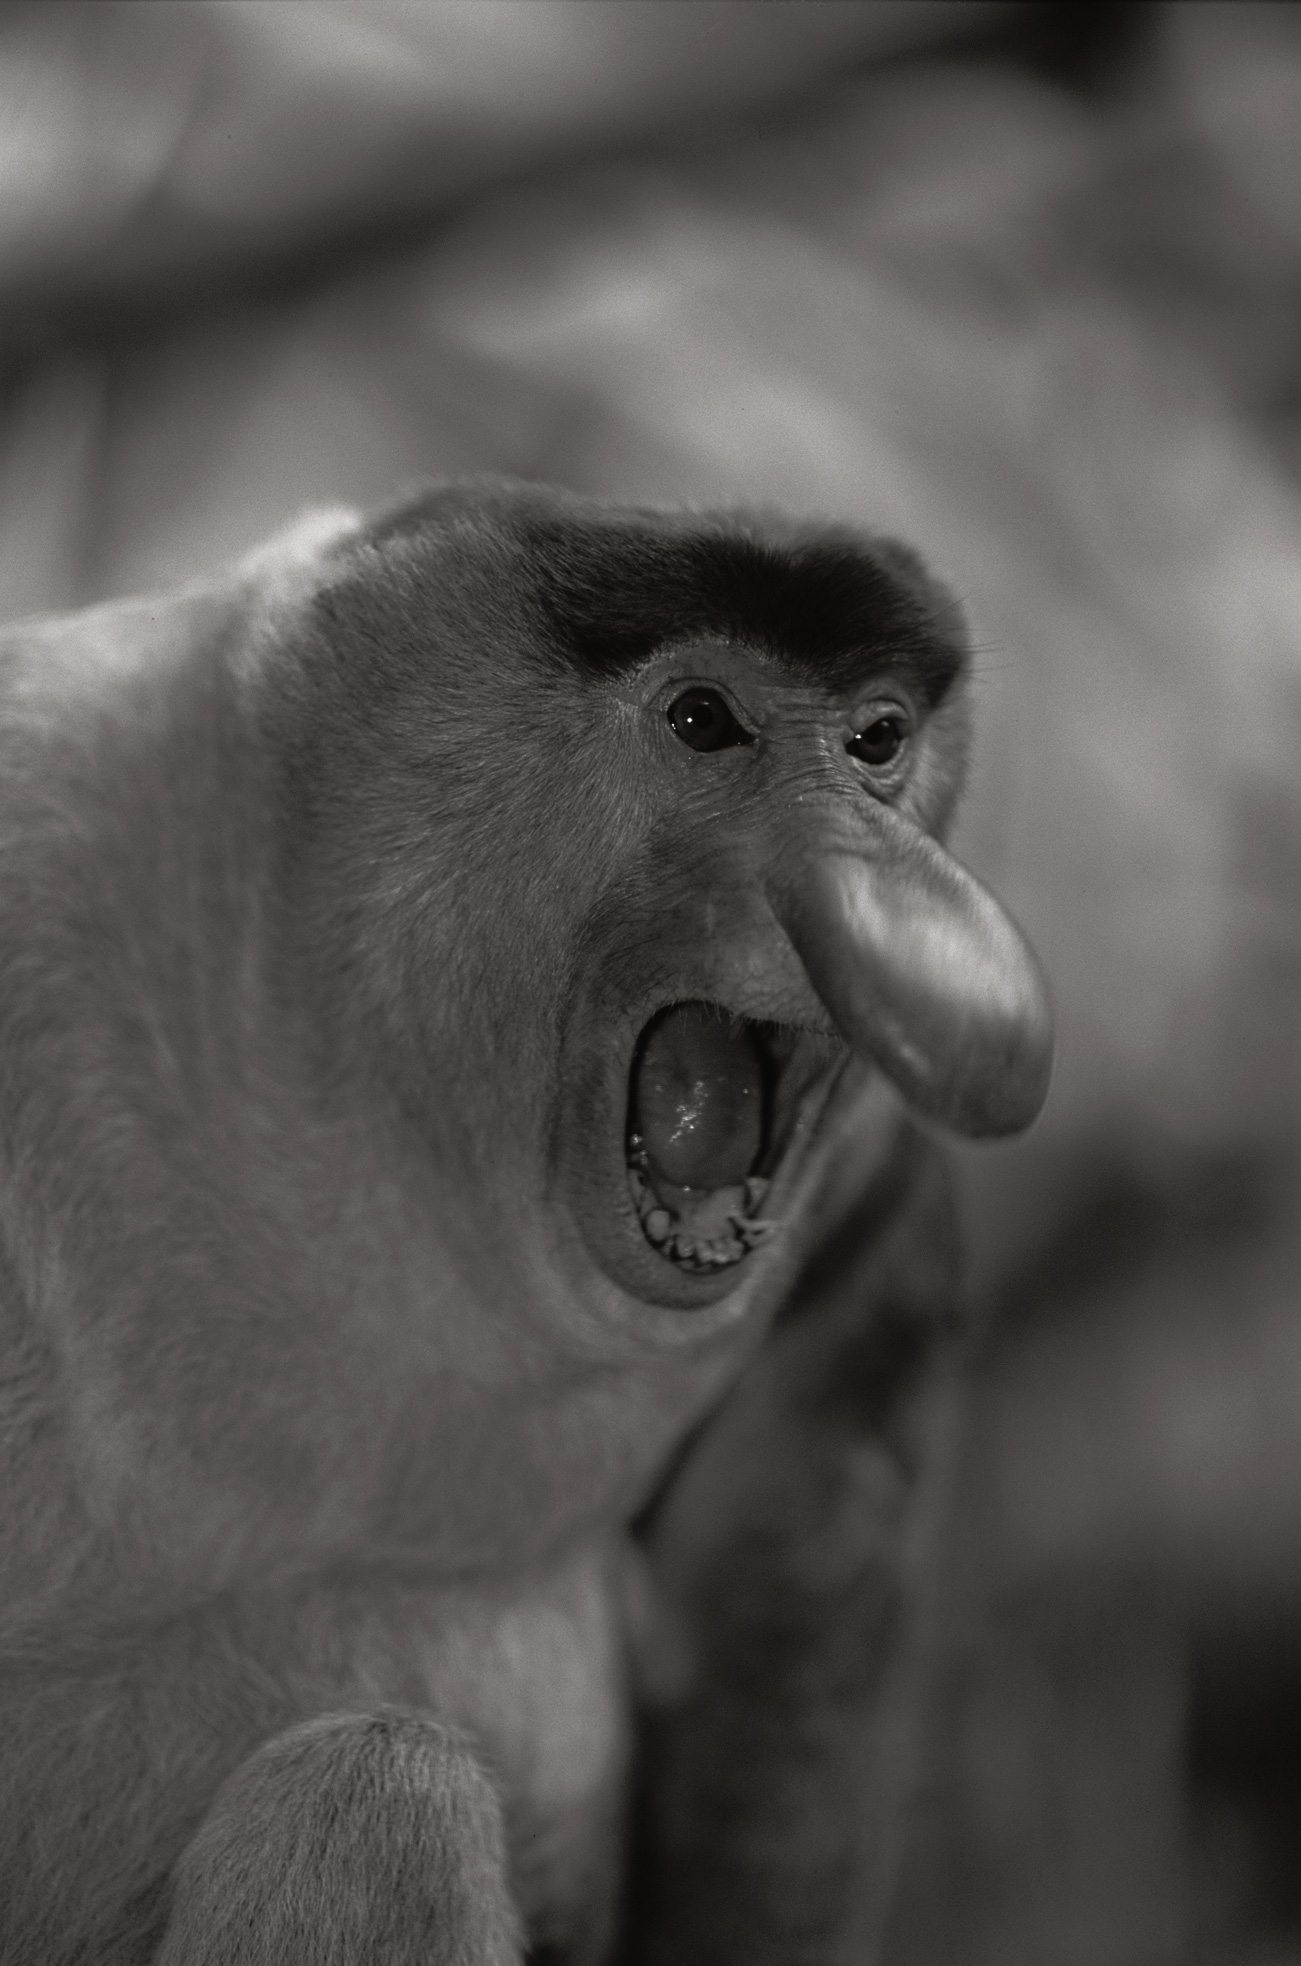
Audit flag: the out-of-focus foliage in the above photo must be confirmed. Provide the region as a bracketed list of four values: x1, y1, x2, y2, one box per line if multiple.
[0, 0, 1002, 318]
[2, 4, 1299, 1962]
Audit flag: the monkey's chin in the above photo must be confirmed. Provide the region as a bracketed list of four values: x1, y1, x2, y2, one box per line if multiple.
[624, 1008, 843, 1283]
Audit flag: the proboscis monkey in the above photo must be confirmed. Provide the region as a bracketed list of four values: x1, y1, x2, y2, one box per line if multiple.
[0, 480, 1051, 1965]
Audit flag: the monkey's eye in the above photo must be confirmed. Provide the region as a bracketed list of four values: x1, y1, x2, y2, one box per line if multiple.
[667, 687, 754, 753]
[847, 714, 908, 768]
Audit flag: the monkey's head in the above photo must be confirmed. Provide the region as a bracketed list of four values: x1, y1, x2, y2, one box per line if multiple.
[3, 479, 1050, 1579]
[235, 481, 1050, 1548]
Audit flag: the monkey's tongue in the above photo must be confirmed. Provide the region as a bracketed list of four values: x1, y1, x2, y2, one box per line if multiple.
[632, 1005, 764, 1193]
[767, 811, 1053, 1139]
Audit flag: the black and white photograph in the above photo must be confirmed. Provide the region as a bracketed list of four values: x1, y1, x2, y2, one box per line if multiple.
[1, 4, 1299, 1961]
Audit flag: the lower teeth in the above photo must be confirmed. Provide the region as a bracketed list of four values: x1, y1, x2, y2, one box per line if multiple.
[626, 1152, 778, 1272]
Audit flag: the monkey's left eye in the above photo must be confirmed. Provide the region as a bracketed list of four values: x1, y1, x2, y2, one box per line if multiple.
[667, 687, 754, 753]
[847, 714, 908, 768]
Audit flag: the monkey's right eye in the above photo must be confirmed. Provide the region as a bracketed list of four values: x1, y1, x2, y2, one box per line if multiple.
[666, 687, 754, 753]
[847, 714, 908, 769]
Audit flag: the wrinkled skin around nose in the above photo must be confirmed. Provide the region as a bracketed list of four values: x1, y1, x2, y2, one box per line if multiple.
[764, 797, 1053, 1138]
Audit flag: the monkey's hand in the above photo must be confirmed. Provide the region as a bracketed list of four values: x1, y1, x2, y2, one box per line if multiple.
[627, 1130, 963, 1966]
[156, 1711, 522, 1966]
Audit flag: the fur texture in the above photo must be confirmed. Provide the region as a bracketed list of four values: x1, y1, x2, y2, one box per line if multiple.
[0, 479, 1039, 1963]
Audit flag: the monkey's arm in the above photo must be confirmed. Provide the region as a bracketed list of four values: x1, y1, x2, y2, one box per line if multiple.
[156, 1711, 521, 1966]
[0, 1593, 528, 1966]
[628, 1128, 964, 1966]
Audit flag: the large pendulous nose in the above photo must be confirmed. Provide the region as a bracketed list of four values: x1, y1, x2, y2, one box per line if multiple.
[765, 804, 1053, 1138]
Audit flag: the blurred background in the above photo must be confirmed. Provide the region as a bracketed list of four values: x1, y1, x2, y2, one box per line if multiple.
[3, 3, 1298, 1960]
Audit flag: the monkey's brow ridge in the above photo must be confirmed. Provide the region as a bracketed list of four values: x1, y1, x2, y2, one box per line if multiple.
[519, 513, 967, 705]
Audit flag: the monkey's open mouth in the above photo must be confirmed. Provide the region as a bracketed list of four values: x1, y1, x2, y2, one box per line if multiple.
[625, 1003, 841, 1274]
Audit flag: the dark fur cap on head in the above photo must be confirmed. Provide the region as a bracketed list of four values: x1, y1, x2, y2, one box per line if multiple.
[347, 477, 968, 704]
